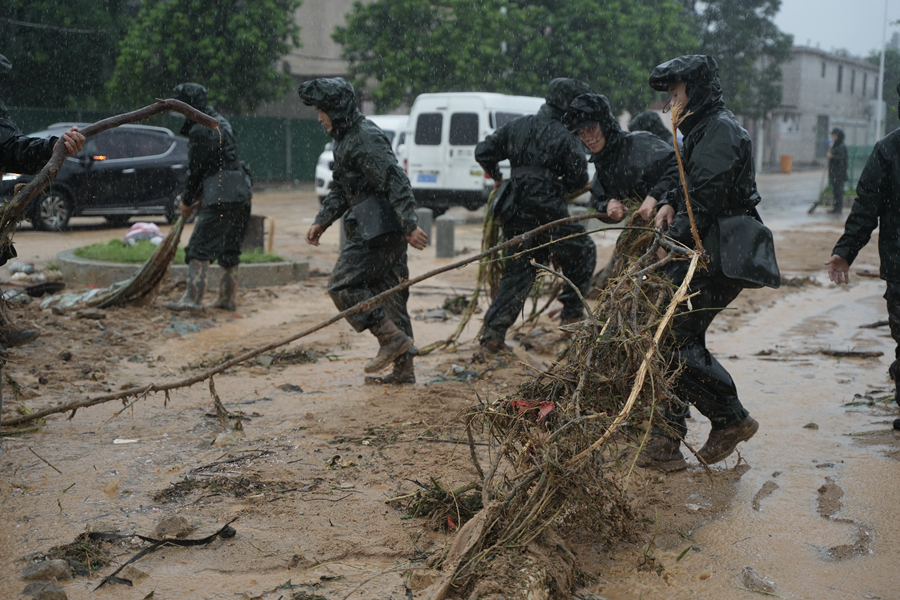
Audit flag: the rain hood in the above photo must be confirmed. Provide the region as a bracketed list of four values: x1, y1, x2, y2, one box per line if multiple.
[649, 55, 724, 135]
[563, 93, 623, 146]
[298, 78, 361, 141]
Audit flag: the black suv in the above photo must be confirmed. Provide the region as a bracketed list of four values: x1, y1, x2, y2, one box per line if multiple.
[0, 123, 189, 231]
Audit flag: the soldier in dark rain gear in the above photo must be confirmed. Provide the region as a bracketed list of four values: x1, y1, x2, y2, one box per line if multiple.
[628, 110, 674, 147]
[0, 52, 84, 346]
[562, 93, 677, 291]
[166, 83, 252, 313]
[827, 83, 900, 407]
[640, 55, 780, 470]
[475, 78, 595, 352]
[300, 78, 428, 384]
[827, 127, 849, 214]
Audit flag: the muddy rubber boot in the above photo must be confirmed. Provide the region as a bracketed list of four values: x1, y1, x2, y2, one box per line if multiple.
[0, 303, 39, 348]
[636, 435, 688, 472]
[209, 265, 239, 311]
[697, 415, 759, 464]
[166, 259, 209, 312]
[365, 320, 414, 374]
[365, 351, 416, 385]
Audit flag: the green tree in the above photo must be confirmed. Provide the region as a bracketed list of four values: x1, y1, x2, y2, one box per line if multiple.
[687, 0, 793, 118]
[108, 0, 301, 114]
[867, 48, 900, 134]
[0, 0, 134, 109]
[335, 0, 696, 113]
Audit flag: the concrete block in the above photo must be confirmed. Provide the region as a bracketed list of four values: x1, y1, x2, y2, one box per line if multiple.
[435, 215, 456, 258]
[415, 207, 434, 241]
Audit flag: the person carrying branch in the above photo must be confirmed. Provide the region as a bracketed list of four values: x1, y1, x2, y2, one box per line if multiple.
[826, 83, 900, 407]
[475, 78, 595, 352]
[640, 55, 780, 471]
[0, 53, 84, 347]
[300, 78, 428, 384]
[166, 83, 253, 313]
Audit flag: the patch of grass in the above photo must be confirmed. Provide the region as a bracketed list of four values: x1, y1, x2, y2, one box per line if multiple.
[73, 239, 285, 264]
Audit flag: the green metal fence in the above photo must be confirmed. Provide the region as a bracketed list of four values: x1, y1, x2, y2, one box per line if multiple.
[847, 145, 874, 190]
[6, 107, 330, 182]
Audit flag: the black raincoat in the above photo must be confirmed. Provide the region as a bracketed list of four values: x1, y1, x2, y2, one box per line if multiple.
[299, 77, 417, 338]
[0, 119, 56, 175]
[474, 78, 595, 343]
[628, 110, 674, 146]
[563, 94, 676, 220]
[174, 83, 251, 269]
[646, 55, 777, 440]
[828, 128, 848, 187]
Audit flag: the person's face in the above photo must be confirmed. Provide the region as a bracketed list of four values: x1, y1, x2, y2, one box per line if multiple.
[578, 122, 606, 154]
[831, 132, 839, 142]
[667, 82, 688, 112]
[316, 108, 333, 134]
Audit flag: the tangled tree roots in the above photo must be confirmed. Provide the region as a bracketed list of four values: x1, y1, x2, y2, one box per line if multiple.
[417, 231, 700, 600]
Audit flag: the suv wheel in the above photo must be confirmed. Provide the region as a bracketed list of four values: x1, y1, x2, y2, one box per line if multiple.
[34, 191, 72, 231]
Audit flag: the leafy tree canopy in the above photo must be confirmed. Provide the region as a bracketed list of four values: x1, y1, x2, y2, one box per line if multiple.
[1, 0, 134, 109]
[335, 0, 696, 114]
[108, 0, 302, 114]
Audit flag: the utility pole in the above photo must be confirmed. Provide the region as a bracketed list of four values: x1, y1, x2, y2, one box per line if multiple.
[877, 0, 889, 140]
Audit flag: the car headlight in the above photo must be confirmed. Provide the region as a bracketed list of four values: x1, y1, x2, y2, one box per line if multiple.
[2, 173, 22, 181]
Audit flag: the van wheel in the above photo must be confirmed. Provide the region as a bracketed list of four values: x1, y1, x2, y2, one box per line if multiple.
[33, 191, 72, 231]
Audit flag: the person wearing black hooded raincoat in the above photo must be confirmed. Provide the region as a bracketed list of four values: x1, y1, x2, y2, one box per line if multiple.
[827, 83, 900, 408]
[0, 52, 84, 347]
[166, 82, 252, 313]
[827, 127, 849, 214]
[474, 78, 595, 352]
[628, 110, 675, 147]
[300, 78, 428, 384]
[562, 93, 677, 292]
[639, 55, 781, 471]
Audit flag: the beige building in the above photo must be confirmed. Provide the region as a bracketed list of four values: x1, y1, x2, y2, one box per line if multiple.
[256, 0, 372, 118]
[764, 46, 884, 167]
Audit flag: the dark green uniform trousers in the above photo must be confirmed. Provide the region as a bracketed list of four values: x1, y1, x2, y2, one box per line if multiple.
[185, 202, 250, 268]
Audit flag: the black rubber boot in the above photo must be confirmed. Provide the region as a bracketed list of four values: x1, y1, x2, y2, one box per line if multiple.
[166, 259, 209, 312]
[210, 265, 239, 311]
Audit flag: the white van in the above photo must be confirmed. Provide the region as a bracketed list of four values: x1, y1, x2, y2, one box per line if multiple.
[315, 114, 408, 201]
[403, 92, 546, 214]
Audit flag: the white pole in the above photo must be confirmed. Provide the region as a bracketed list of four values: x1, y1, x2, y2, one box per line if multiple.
[877, 0, 888, 140]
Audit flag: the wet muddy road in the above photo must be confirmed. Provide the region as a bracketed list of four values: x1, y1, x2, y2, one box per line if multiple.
[2, 171, 898, 600]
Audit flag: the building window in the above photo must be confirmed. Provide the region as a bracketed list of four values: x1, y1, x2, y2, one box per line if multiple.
[837, 65, 843, 93]
[863, 73, 868, 96]
[851, 70, 856, 94]
[822, 62, 826, 77]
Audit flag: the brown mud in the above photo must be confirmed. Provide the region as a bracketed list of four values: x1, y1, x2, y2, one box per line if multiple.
[2, 173, 899, 599]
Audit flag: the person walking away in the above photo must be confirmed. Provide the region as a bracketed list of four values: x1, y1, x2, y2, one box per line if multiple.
[166, 83, 252, 313]
[827, 127, 849, 214]
[628, 110, 675, 147]
[475, 78, 595, 352]
[826, 84, 900, 406]
[640, 55, 781, 470]
[300, 78, 428, 384]
[0, 53, 84, 346]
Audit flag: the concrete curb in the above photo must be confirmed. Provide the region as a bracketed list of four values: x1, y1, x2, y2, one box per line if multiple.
[55, 249, 309, 288]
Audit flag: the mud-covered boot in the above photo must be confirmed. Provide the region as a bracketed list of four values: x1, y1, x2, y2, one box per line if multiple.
[166, 259, 209, 312]
[636, 435, 688, 472]
[365, 319, 414, 373]
[365, 351, 416, 385]
[697, 415, 759, 464]
[209, 265, 239, 311]
[0, 301, 39, 347]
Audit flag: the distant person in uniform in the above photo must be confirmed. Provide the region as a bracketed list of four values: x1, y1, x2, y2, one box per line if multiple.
[300, 78, 428, 384]
[0, 52, 84, 347]
[475, 78, 595, 352]
[827, 127, 848, 214]
[166, 83, 252, 313]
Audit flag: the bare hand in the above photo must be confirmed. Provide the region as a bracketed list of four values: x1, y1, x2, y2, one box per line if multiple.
[55, 126, 85, 157]
[826, 254, 850, 284]
[605, 199, 627, 222]
[178, 200, 199, 219]
[407, 226, 428, 250]
[306, 223, 325, 246]
[655, 204, 675, 230]
[638, 195, 658, 221]
[493, 178, 502, 190]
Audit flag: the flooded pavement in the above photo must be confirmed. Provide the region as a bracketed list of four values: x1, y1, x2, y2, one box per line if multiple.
[2, 172, 899, 600]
